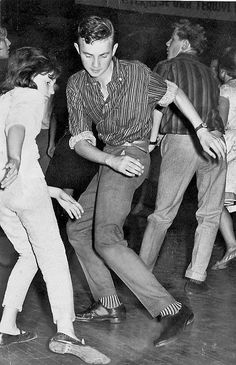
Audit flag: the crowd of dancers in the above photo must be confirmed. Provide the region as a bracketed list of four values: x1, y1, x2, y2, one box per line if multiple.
[0, 14, 236, 364]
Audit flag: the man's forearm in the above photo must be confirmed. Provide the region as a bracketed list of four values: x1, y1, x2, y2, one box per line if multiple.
[174, 87, 203, 130]
[150, 109, 163, 142]
[173, 87, 226, 159]
[74, 139, 111, 165]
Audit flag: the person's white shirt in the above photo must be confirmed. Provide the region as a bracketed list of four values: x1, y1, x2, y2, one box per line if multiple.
[0, 87, 46, 181]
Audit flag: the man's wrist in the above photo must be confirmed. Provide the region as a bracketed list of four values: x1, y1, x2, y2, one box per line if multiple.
[104, 153, 113, 167]
[194, 122, 208, 133]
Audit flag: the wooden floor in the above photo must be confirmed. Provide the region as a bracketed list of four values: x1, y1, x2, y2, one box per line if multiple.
[0, 185, 236, 365]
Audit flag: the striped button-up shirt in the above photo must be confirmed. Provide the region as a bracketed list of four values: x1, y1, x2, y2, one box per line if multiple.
[67, 57, 177, 148]
[154, 53, 224, 135]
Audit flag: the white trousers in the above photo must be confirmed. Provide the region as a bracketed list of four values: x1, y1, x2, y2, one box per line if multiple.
[140, 134, 226, 282]
[0, 175, 75, 323]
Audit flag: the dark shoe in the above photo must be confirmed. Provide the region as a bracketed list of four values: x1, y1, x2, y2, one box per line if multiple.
[49, 332, 110, 364]
[154, 304, 194, 347]
[75, 301, 126, 324]
[185, 280, 209, 294]
[0, 330, 37, 347]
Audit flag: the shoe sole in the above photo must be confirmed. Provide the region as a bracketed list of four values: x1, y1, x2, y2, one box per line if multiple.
[212, 257, 236, 270]
[154, 314, 194, 348]
[49, 340, 111, 364]
[75, 316, 125, 324]
[211, 263, 227, 270]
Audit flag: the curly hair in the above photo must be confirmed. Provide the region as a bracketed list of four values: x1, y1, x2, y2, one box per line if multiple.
[77, 15, 115, 45]
[219, 47, 236, 79]
[2, 47, 61, 92]
[173, 19, 207, 55]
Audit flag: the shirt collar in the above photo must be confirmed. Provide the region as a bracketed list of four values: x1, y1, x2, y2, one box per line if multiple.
[111, 57, 126, 85]
[84, 57, 125, 86]
[174, 52, 199, 61]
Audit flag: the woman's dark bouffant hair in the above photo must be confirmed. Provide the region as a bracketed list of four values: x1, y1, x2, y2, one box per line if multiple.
[219, 46, 236, 79]
[2, 47, 61, 92]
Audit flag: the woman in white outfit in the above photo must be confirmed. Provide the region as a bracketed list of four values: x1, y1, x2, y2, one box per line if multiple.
[0, 46, 109, 365]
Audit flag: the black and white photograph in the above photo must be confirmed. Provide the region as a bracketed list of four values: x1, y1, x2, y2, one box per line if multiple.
[0, 1, 236, 364]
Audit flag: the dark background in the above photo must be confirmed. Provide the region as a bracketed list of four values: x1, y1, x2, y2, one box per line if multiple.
[1, 0, 236, 136]
[2, 0, 236, 68]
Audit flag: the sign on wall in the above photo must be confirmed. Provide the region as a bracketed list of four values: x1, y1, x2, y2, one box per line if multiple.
[75, 1, 236, 22]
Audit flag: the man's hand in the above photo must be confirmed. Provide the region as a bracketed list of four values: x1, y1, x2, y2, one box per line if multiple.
[105, 154, 144, 177]
[197, 129, 226, 159]
[0, 158, 20, 189]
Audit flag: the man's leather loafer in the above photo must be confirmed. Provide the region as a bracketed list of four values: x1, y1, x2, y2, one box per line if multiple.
[75, 301, 126, 323]
[49, 332, 110, 364]
[154, 304, 194, 347]
[0, 330, 37, 347]
[185, 279, 209, 294]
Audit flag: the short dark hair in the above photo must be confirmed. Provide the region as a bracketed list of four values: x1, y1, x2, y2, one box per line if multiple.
[219, 46, 236, 79]
[77, 15, 115, 44]
[2, 47, 61, 92]
[173, 19, 207, 55]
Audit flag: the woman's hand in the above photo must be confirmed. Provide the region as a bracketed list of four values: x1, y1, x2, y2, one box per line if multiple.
[47, 143, 56, 158]
[48, 187, 84, 219]
[0, 158, 20, 189]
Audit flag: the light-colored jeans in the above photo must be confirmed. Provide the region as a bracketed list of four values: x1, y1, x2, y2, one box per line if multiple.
[67, 144, 176, 318]
[140, 134, 226, 282]
[0, 175, 75, 323]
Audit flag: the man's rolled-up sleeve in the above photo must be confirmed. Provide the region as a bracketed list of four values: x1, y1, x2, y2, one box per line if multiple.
[149, 69, 178, 108]
[158, 80, 178, 107]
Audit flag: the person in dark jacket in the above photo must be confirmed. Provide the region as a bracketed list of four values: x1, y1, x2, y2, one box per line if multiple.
[140, 19, 226, 295]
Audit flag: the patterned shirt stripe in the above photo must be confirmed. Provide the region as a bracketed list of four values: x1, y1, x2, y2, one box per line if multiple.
[67, 57, 178, 148]
[154, 53, 224, 135]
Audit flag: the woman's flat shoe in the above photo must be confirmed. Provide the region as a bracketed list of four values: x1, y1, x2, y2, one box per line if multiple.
[212, 247, 236, 270]
[49, 332, 110, 364]
[0, 330, 37, 347]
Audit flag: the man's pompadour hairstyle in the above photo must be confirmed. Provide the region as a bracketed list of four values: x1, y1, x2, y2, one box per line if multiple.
[77, 15, 115, 44]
